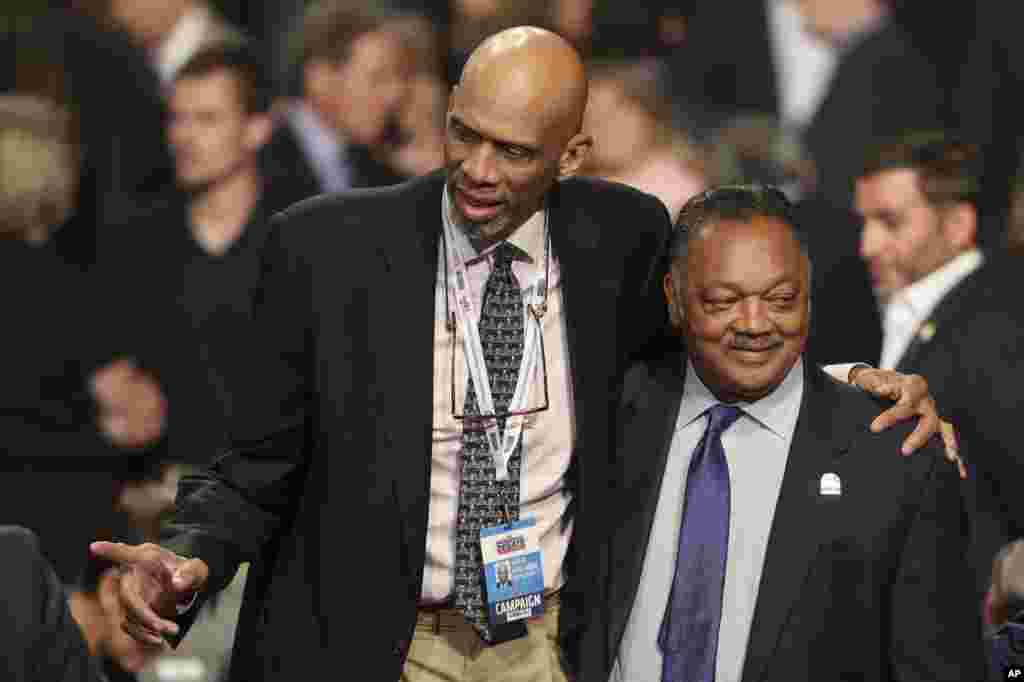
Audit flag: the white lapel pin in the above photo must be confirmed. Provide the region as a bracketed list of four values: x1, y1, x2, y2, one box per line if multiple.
[819, 472, 842, 497]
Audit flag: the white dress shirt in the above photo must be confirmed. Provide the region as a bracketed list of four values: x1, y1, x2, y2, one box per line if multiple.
[766, 0, 838, 131]
[879, 249, 984, 370]
[613, 358, 804, 682]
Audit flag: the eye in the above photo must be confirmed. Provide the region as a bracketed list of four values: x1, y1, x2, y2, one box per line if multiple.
[501, 145, 532, 160]
[703, 297, 737, 313]
[449, 120, 479, 144]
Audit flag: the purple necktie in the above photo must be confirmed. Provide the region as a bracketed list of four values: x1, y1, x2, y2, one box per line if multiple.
[659, 403, 743, 682]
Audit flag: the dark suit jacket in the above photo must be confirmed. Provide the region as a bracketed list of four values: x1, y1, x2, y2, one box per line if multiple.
[260, 119, 408, 215]
[161, 170, 671, 680]
[671, 2, 949, 210]
[593, 356, 983, 682]
[0, 525, 106, 682]
[894, 253, 1024, 593]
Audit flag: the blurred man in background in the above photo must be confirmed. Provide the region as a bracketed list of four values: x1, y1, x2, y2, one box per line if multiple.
[581, 58, 704, 219]
[855, 133, 1024, 594]
[0, 93, 166, 582]
[672, 0, 948, 210]
[260, 0, 415, 212]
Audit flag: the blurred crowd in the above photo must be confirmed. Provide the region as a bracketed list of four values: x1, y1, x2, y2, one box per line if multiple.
[3, 0, 1024, 679]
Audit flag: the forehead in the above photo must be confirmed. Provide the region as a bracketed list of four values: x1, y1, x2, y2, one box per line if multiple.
[171, 71, 244, 112]
[348, 30, 407, 71]
[688, 216, 805, 288]
[451, 69, 564, 149]
[855, 168, 923, 209]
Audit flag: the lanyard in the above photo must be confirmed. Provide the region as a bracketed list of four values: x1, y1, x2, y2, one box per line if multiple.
[441, 198, 549, 481]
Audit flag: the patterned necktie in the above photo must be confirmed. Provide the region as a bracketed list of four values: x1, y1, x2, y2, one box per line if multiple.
[454, 242, 528, 643]
[659, 404, 743, 682]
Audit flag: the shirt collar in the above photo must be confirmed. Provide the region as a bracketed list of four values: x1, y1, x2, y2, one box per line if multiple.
[678, 356, 805, 441]
[288, 101, 346, 162]
[156, 4, 212, 83]
[888, 248, 984, 322]
[441, 182, 544, 266]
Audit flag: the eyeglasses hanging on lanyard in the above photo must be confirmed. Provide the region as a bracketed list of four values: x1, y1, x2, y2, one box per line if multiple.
[441, 220, 552, 425]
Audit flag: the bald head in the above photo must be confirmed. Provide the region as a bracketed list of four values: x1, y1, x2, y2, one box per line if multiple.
[459, 27, 588, 143]
[443, 26, 593, 243]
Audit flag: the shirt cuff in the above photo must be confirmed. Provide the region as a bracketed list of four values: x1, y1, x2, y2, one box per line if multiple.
[822, 363, 872, 383]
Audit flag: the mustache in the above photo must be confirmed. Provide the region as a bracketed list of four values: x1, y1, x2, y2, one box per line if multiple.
[730, 335, 783, 351]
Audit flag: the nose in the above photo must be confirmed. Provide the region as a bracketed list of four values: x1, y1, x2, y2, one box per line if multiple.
[860, 220, 885, 261]
[734, 297, 771, 335]
[462, 143, 499, 185]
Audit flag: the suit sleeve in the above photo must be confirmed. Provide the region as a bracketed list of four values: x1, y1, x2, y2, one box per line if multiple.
[888, 449, 987, 681]
[161, 212, 318, 604]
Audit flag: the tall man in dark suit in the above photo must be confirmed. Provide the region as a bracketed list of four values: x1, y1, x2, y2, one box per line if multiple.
[599, 186, 983, 682]
[93, 28, 945, 682]
[855, 134, 1024, 593]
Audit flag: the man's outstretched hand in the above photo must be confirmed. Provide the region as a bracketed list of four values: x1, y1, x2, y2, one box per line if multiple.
[848, 367, 965, 478]
[90, 541, 209, 647]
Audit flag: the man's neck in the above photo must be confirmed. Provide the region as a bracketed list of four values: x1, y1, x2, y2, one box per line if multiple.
[188, 168, 261, 255]
[68, 591, 104, 658]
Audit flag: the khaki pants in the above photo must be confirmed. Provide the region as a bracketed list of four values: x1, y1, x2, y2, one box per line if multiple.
[401, 594, 569, 682]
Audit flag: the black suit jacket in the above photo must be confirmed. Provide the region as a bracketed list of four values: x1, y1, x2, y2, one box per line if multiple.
[671, 2, 949, 209]
[0, 525, 106, 682]
[161, 170, 671, 680]
[261, 119, 408, 215]
[894, 254, 1024, 592]
[594, 356, 983, 682]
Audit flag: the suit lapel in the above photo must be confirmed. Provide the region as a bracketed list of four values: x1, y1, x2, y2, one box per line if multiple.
[606, 353, 689, 668]
[740, 364, 857, 682]
[548, 181, 601, 458]
[378, 173, 445, 590]
[896, 271, 979, 372]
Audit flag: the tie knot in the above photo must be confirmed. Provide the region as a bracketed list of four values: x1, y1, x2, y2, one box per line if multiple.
[492, 242, 520, 269]
[706, 404, 743, 436]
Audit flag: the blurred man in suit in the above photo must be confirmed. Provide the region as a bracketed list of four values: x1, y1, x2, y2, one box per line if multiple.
[855, 133, 1024, 593]
[600, 185, 982, 682]
[670, 0, 948, 210]
[103, 0, 242, 85]
[260, 1, 415, 213]
[0, 93, 166, 582]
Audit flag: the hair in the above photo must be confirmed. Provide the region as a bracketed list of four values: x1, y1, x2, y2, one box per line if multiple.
[860, 131, 983, 210]
[669, 184, 811, 286]
[0, 94, 77, 242]
[290, 1, 406, 70]
[175, 40, 275, 115]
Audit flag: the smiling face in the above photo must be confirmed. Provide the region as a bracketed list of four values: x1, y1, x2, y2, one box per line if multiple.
[667, 215, 810, 403]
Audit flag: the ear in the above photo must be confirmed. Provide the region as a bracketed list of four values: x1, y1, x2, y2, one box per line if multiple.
[244, 112, 274, 152]
[942, 202, 977, 251]
[664, 270, 684, 330]
[557, 132, 594, 179]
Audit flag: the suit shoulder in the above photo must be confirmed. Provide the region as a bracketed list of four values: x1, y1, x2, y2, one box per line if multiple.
[558, 177, 671, 234]
[823, 371, 945, 478]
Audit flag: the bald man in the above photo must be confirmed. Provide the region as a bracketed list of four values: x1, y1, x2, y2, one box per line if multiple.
[91, 27, 945, 682]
